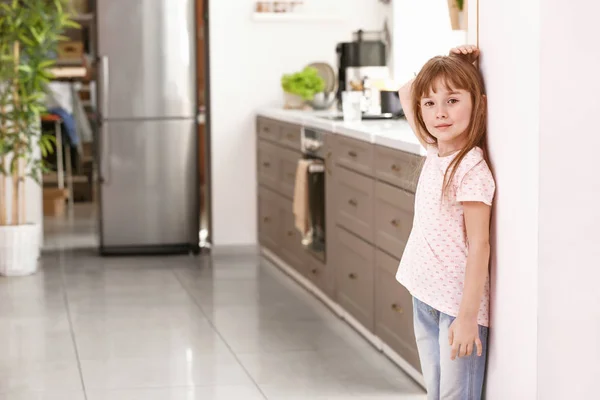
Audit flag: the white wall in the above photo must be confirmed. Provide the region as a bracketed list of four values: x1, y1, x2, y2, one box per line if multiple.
[480, 1, 540, 398]
[537, 1, 600, 398]
[392, 0, 467, 83]
[482, 0, 600, 398]
[209, 0, 389, 246]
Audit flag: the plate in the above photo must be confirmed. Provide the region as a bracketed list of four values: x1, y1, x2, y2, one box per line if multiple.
[305, 61, 337, 93]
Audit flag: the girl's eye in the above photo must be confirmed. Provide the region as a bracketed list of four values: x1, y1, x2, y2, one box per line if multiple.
[448, 98, 459, 104]
[423, 101, 434, 107]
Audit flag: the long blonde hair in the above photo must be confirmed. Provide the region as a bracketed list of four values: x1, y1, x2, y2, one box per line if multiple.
[411, 55, 488, 195]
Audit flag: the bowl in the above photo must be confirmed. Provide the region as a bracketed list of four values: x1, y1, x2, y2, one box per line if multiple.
[309, 92, 336, 110]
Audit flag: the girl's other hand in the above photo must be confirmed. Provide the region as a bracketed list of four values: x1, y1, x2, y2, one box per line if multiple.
[448, 316, 483, 360]
[449, 45, 480, 64]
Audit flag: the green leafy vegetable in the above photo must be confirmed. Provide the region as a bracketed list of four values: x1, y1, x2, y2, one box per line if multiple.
[281, 67, 325, 101]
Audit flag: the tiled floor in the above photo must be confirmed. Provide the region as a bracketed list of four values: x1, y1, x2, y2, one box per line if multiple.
[1, 208, 426, 399]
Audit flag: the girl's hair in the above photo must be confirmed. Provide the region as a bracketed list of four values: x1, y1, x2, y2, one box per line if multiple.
[411, 55, 488, 196]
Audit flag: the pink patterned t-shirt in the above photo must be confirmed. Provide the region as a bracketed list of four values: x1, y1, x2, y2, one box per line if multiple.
[396, 145, 495, 327]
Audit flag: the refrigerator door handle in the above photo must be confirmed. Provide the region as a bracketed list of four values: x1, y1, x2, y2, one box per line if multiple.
[99, 55, 110, 184]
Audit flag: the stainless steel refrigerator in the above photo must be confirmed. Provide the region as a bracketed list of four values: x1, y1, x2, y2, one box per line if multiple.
[96, 0, 199, 255]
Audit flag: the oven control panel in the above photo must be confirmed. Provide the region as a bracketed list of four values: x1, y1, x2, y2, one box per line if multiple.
[301, 127, 326, 158]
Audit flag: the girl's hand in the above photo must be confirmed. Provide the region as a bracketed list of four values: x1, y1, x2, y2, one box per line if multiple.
[448, 316, 483, 360]
[449, 45, 480, 64]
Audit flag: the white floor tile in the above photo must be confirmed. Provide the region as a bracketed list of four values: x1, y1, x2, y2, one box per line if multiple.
[0, 390, 86, 400]
[86, 385, 265, 400]
[80, 353, 253, 390]
[0, 360, 82, 393]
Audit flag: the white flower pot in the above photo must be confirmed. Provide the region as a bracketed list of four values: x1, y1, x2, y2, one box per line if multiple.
[0, 223, 40, 277]
[283, 92, 306, 109]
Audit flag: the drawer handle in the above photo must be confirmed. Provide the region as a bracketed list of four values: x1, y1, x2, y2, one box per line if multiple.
[390, 219, 400, 227]
[391, 164, 401, 172]
[287, 230, 294, 237]
[348, 273, 357, 280]
[263, 216, 270, 223]
[348, 150, 357, 158]
[263, 126, 270, 132]
[311, 268, 318, 275]
[262, 161, 271, 168]
[348, 198, 358, 207]
[391, 304, 404, 313]
[286, 133, 295, 140]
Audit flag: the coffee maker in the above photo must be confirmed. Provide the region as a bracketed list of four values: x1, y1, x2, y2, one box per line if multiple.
[335, 30, 389, 113]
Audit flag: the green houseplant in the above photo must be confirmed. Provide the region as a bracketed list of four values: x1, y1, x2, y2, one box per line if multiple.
[281, 66, 325, 108]
[0, 0, 78, 276]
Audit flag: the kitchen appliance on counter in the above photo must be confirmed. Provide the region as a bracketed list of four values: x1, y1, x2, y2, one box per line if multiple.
[336, 30, 390, 116]
[380, 90, 404, 117]
[96, 0, 199, 255]
[299, 128, 326, 263]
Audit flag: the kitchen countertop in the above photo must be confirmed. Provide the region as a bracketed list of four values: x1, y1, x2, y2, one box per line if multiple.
[256, 107, 426, 156]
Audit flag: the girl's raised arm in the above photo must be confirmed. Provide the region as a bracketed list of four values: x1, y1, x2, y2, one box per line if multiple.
[398, 78, 428, 149]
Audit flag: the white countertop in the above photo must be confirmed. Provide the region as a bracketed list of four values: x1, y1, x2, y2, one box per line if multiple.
[256, 107, 426, 156]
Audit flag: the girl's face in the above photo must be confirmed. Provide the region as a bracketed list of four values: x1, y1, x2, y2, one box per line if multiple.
[420, 78, 473, 148]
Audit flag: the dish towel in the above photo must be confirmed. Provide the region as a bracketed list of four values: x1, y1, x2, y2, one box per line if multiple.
[293, 159, 312, 236]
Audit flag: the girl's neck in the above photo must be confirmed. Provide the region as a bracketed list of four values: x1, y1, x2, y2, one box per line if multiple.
[437, 138, 468, 157]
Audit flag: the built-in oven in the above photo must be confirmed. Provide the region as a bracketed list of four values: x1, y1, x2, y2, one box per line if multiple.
[300, 127, 326, 263]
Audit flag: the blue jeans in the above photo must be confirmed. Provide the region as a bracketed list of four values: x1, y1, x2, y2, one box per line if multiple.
[413, 297, 488, 400]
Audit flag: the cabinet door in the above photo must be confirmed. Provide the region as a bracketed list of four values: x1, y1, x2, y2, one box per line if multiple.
[257, 117, 281, 143]
[375, 249, 421, 372]
[280, 122, 302, 150]
[257, 140, 280, 191]
[335, 166, 375, 243]
[306, 254, 335, 298]
[374, 181, 415, 259]
[258, 187, 281, 252]
[374, 145, 423, 193]
[335, 135, 374, 176]
[335, 226, 375, 331]
[278, 198, 308, 275]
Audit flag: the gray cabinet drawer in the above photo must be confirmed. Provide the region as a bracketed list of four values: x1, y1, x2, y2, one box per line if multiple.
[335, 135, 374, 176]
[335, 227, 375, 331]
[257, 140, 280, 191]
[374, 181, 414, 259]
[374, 145, 423, 193]
[280, 122, 302, 150]
[335, 166, 375, 243]
[257, 117, 281, 142]
[279, 147, 301, 199]
[375, 249, 420, 372]
[258, 187, 281, 252]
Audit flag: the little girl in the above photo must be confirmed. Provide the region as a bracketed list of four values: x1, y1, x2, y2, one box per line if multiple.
[397, 45, 495, 400]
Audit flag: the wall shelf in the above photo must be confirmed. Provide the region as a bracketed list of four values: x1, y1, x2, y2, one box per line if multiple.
[252, 13, 343, 23]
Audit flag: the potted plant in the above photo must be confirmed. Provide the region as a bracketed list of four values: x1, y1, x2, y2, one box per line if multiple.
[0, 0, 78, 276]
[281, 66, 325, 109]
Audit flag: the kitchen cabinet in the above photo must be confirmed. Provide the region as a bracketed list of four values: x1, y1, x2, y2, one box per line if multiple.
[257, 186, 281, 252]
[256, 115, 424, 380]
[334, 135, 375, 177]
[334, 166, 375, 244]
[334, 226, 375, 331]
[374, 181, 414, 260]
[375, 249, 421, 371]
